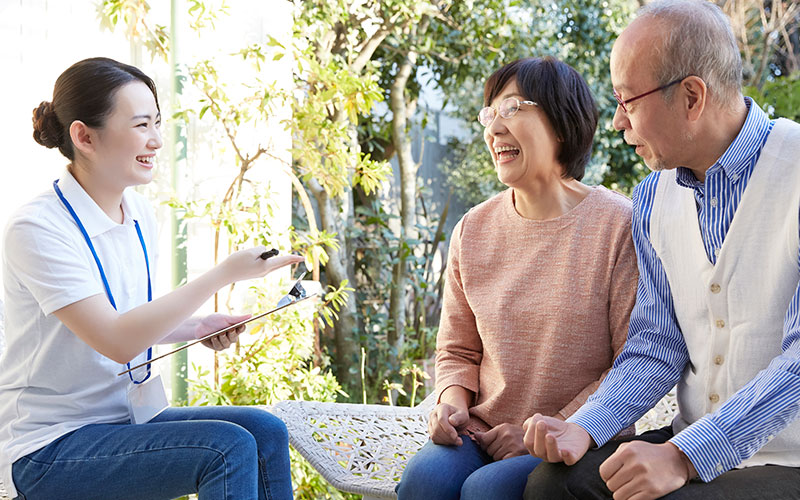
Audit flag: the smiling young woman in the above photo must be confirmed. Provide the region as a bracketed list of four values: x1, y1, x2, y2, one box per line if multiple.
[1, 57, 303, 500]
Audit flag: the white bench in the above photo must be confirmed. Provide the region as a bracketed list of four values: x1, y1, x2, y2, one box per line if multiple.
[274, 389, 678, 500]
[273, 395, 437, 500]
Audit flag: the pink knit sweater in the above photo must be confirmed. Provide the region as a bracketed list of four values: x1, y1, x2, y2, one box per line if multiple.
[435, 186, 638, 433]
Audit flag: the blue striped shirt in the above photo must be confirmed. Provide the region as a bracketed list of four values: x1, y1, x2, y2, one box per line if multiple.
[568, 99, 800, 482]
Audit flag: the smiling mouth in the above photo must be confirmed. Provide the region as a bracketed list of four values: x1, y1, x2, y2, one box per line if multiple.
[494, 145, 520, 161]
[136, 156, 154, 165]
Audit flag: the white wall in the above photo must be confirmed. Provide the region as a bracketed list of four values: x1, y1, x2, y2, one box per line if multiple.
[0, 1, 131, 245]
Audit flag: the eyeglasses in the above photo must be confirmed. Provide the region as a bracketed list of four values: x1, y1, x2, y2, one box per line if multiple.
[478, 97, 538, 127]
[613, 77, 686, 113]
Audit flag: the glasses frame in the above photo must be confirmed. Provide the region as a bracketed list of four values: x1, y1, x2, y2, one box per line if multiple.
[613, 77, 686, 113]
[478, 97, 538, 127]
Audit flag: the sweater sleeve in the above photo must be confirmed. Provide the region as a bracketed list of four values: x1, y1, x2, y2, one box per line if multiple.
[557, 208, 639, 419]
[434, 216, 482, 402]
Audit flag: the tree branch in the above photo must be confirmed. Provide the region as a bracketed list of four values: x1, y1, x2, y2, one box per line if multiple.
[351, 27, 391, 72]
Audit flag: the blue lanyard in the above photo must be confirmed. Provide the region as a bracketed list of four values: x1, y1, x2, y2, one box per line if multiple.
[53, 179, 153, 384]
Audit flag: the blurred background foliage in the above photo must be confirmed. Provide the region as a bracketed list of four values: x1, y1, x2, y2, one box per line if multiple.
[99, 0, 798, 497]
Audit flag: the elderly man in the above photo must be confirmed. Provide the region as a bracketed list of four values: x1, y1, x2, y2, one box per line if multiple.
[521, 1, 800, 499]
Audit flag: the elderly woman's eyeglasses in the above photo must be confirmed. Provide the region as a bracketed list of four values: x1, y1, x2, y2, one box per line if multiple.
[613, 78, 685, 113]
[478, 97, 538, 127]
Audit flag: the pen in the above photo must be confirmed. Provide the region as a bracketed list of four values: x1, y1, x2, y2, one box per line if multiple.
[260, 248, 279, 260]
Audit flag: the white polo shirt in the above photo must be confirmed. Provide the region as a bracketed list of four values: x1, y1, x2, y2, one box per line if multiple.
[0, 170, 158, 498]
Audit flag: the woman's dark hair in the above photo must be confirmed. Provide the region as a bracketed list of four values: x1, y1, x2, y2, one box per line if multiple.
[483, 57, 598, 181]
[32, 57, 159, 161]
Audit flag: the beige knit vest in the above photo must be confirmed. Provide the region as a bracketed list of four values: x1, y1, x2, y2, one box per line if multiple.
[651, 118, 800, 468]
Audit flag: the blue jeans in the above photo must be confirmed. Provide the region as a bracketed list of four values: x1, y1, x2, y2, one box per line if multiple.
[11, 406, 292, 500]
[396, 435, 542, 500]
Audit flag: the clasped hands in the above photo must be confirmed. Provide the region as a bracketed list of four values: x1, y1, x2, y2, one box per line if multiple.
[522, 414, 697, 500]
[427, 402, 530, 460]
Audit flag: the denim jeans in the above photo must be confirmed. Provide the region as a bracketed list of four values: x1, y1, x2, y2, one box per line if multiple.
[396, 435, 542, 500]
[11, 406, 292, 500]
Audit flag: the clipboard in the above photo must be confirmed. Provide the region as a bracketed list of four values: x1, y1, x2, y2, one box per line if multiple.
[118, 276, 316, 376]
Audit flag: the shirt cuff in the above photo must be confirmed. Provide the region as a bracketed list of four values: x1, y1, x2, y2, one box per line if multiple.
[669, 415, 740, 482]
[566, 401, 626, 447]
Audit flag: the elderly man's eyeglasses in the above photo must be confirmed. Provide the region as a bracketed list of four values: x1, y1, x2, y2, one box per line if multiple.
[478, 97, 538, 127]
[613, 78, 685, 113]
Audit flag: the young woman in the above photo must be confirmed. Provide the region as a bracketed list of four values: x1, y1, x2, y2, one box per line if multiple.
[396, 57, 639, 500]
[0, 57, 303, 500]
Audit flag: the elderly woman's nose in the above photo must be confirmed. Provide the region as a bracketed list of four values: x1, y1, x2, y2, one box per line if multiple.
[486, 114, 508, 136]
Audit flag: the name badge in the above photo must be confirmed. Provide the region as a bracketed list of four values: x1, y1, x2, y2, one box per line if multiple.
[127, 374, 169, 424]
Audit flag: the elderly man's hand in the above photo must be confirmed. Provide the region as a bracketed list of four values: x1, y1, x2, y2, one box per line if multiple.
[598, 441, 695, 500]
[522, 413, 593, 465]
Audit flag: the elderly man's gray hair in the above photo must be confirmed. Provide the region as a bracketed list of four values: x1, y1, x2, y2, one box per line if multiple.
[638, 0, 742, 109]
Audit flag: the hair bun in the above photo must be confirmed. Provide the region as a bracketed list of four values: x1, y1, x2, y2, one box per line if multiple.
[32, 101, 64, 149]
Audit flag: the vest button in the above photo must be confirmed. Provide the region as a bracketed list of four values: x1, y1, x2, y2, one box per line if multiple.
[709, 393, 720, 403]
[714, 355, 724, 365]
[715, 319, 725, 328]
[710, 283, 721, 293]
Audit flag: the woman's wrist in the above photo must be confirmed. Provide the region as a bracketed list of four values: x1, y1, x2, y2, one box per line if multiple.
[439, 385, 473, 411]
[204, 262, 234, 291]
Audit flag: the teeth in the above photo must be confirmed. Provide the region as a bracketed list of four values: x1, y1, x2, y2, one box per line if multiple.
[494, 146, 519, 153]
[137, 156, 153, 164]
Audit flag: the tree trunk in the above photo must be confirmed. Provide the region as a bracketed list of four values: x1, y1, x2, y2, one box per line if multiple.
[387, 39, 422, 361]
[310, 179, 360, 390]
[304, 12, 397, 394]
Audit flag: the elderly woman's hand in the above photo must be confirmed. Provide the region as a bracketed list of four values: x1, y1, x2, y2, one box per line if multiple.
[474, 423, 528, 460]
[428, 402, 470, 446]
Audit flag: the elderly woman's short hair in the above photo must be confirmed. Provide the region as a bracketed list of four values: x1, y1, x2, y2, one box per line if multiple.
[484, 57, 598, 181]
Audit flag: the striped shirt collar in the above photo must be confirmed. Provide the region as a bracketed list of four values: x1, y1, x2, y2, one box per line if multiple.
[676, 97, 771, 188]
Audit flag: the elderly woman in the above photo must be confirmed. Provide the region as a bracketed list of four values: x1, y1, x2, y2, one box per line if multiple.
[396, 57, 639, 500]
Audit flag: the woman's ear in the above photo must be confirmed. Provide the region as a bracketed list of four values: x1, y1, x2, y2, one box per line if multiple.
[69, 120, 95, 156]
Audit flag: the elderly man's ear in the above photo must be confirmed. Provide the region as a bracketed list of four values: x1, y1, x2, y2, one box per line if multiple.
[682, 76, 707, 122]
